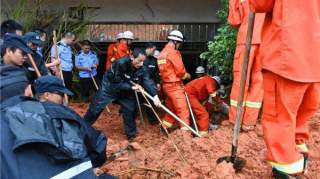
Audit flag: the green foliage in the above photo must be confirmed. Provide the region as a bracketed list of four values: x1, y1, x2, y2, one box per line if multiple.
[200, 0, 237, 84]
[2, 0, 93, 39]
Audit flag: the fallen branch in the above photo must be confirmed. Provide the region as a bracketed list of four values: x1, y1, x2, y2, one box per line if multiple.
[113, 167, 177, 177]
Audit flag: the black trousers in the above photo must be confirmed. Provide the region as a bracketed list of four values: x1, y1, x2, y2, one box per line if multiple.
[80, 76, 98, 99]
[62, 71, 73, 91]
[84, 79, 138, 139]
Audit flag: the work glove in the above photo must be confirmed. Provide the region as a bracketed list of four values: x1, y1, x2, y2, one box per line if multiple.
[153, 95, 161, 107]
[156, 84, 161, 91]
[182, 73, 191, 80]
[132, 84, 142, 92]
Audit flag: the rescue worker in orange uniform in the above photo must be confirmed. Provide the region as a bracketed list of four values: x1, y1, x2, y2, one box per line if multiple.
[249, 0, 320, 178]
[105, 31, 134, 71]
[185, 66, 221, 136]
[228, 0, 266, 131]
[157, 30, 191, 131]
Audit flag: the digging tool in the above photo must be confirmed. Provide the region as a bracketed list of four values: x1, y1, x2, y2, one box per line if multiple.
[89, 72, 111, 114]
[94, 143, 142, 176]
[140, 93, 188, 164]
[27, 54, 41, 78]
[130, 81, 201, 137]
[90, 72, 99, 90]
[184, 92, 199, 134]
[134, 90, 145, 126]
[216, 12, 256, 172]
[53, 30, 69, 106]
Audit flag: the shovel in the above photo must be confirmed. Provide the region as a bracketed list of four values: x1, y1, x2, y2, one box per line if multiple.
[94, 142, 142, 176]
[216, 12, 256, 172]
[89, 72, 112, 114]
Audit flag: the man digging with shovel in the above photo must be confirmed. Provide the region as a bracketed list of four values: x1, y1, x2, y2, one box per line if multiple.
[84, 48, 161, 141]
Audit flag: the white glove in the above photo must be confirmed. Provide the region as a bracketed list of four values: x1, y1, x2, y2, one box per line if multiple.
[132, 84, 142, 92]
[153, 95, 161, 107]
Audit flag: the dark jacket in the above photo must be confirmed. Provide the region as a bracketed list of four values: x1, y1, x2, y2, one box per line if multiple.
[0, 96, 113, 179]
[143, 55, 160, 84]
[105, 57, 157, 97]
[24, 50, 48, 82]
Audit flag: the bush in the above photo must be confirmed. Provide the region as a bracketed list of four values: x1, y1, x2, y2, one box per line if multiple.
[200, 0, 237, 85]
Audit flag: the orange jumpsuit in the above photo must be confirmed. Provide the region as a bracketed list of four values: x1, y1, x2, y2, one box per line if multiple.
[157, 43, 190, 129]
[249, 0, 320, 174]
[185, 75, 218, 135]
[228, 0, 265, 126]
[105, 43, 130, 71]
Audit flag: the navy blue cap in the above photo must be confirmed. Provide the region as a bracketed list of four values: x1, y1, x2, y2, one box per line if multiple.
[33, 76, 73, 96]
[1, 33, 33, 54]
[0, 64, 29, 102]
[23, 32, 42, 46]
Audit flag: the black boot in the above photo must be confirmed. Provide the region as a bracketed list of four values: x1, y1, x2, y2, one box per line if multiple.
[272, 168, 302, 179]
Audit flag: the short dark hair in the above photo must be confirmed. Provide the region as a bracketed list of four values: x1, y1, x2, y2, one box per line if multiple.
[145, 42, 156, 49]
[63, 32, 75, 38]
[1, 47, 18, 57]
[132, 48, 146, 58]
[81, 40, 91, 46]
[0, 20, 23, 37]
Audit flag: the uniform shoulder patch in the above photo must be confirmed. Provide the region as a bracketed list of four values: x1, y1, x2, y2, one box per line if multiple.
[157, 59, 166, 65]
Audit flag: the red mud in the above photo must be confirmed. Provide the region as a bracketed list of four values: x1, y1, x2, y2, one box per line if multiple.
[71, 103, 320, 179]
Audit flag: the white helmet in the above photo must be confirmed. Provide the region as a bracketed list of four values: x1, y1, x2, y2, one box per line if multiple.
[167, 30, 184, 42]
[212, 76, 222, 86]
[195, 66, 205, 74]
[116, 32, 124, 40]
[123, 31, 134, 40]
[153, 50, 160, 59]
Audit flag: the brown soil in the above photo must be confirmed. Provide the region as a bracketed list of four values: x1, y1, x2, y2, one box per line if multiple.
[71, 103, 320, 179]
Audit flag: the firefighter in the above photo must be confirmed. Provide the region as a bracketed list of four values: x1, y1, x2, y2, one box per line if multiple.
[185, 66, 221, 136]
[249, 0, 320, 178]
[84, 48, 161, 140]
[157, 30, 191, 131]
[228, 0, 265, 131]
[105, 31, 134, 71]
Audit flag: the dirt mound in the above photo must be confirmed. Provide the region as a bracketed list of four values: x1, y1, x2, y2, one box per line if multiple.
[71, 103, 320, 179]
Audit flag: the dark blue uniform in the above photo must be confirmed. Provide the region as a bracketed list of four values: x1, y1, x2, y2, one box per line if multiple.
[84, 57, 157, 139]
[144, 55, 160, 84]
[143, 55, 160, 124]
[24, 49, 48, 82]
[0, 96, 114, 179]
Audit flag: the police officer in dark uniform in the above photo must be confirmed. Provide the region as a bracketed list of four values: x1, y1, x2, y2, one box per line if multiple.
[23, 32, 48, 82]
[0, 71, 114, 178]
[143, 43, 160, 124]
[1, 33, 32, 67]
[84, 48, 161, 140]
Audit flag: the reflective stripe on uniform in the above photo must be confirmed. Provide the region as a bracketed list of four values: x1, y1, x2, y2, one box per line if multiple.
[296, 143, 308, 153]
[230, 99, 262, 109]
[245, 101, 262, 108]
[162, 120, 173, 128]
[50, 160, 92, 179]
[157, 59, 166, 65]
[269, 158, 304, 174]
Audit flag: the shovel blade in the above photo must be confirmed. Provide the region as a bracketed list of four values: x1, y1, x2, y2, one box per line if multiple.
[216, 156, 246, 172]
